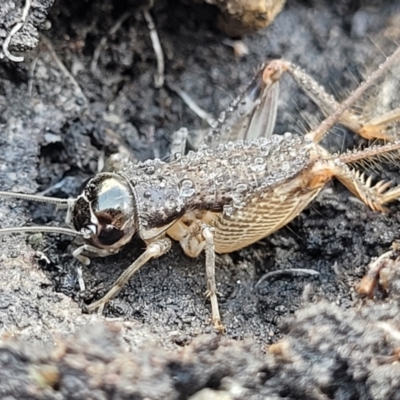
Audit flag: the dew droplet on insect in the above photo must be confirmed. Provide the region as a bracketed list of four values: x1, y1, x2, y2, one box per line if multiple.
[179, 179, 196, 197]
[271, 135, 283, 144]
[223, 205, 234, 216]
[218, 112, 226, 123]
[283, 131, 292, 140]
[250, 156, 266, 172]
[236, 183, 247, 192]
[145, 166, 155, 175]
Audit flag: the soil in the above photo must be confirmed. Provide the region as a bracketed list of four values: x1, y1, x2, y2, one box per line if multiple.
[1, 0, 400, 399]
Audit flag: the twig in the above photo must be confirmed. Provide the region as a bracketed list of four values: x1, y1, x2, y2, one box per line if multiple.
[222, 39, 249, 58]
[90, 11, 131, 74]
[2, 0, 32, 62]
[143, 10, 164, 88]
[28, 52, 40, 96]
[256, 268, 319, 287]
[167, 82, 215, 126]
[76, 265, 86, 292]
[41, 35, 89, 109]
[377, 322, 400, 342]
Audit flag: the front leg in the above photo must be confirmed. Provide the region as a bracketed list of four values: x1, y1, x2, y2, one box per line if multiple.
[86, 238, 172, 314]
[72, 244, 119, 292]
[72, 243, 118, 265]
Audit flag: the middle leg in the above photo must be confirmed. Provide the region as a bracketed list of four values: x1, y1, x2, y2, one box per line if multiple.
[201, 225, 224, 332]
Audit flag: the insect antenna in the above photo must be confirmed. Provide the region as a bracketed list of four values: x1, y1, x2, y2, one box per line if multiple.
[0, 191, 84, 237]
[0, 191, 72, 206]
[0, 225, 84, 237]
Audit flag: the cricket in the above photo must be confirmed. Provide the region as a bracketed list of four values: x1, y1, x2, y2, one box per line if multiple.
[1, 45, 400, 332]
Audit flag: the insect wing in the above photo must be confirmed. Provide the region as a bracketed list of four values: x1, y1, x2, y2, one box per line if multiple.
[204, 66, 280, 147]
[243, 79, 279, 141]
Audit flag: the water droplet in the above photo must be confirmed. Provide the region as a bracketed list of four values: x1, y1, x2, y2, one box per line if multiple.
[217, 144, 225, 152]
[250, 156, 266, 172]
[180, 157, 189, 167]
[145, 166, 155, 175]
[266, 176, 275, 185]
[283, 132, 292, 140]
[236, 183, 247, 192]
[205, 148, 214, 156]
[215, 176, 224, 185]
[199, 143, 208, 151]
[230, 156, 239, 165]
[187, 150, 196, 160]
[179, 179, 195, 197]
[223, 205, 234, 216]
[235, 140, 243, 148]
[275, 172, 284, 180]
[294, 157, 305, 166]
[243, 140, 251, 148]
[299, 146, 308, 155]
[271, 135, 283, 144]
[260, 145, 270, 156]
[232, 97, 240, 107]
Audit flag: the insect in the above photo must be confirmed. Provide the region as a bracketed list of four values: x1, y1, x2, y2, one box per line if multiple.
[1, 46, 400, 332]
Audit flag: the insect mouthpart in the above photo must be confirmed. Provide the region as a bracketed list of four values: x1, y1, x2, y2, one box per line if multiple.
[72, 172, 138, 251]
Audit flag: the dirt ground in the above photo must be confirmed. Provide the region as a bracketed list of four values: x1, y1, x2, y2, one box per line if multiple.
[1, 0, 400, 398]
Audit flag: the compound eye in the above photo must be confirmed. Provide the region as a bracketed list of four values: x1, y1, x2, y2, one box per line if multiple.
[97, 225, 124, 246]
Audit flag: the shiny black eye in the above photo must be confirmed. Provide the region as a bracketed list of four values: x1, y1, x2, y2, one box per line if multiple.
[97, 226, 124, 246]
